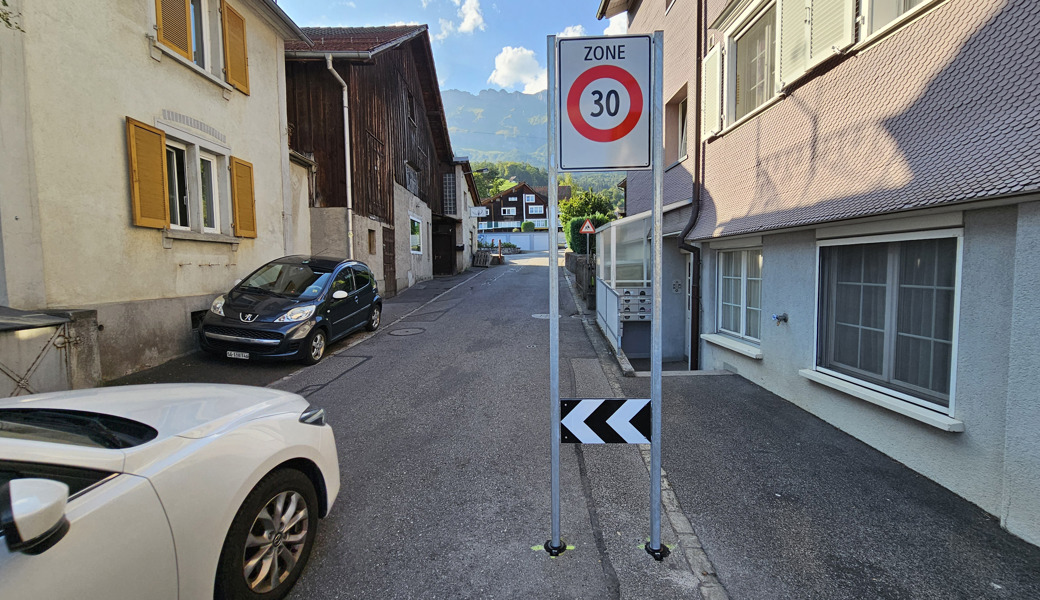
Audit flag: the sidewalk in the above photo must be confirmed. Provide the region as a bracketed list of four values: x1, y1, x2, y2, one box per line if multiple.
[107, 268, 492, 388]
[616, 372, 1040, 599]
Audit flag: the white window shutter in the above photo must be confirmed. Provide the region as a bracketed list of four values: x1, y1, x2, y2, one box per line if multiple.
[701, 44, 723, 139]
[778, 0, 808, 89]
[808, 0, 854, 67]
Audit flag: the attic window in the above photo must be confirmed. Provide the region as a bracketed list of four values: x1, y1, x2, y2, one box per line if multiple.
[408, 93, 416, 125]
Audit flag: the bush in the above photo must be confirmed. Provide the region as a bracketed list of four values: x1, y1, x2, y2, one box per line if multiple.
[520, 221, 535, 232]
[565, 214, 612, 254]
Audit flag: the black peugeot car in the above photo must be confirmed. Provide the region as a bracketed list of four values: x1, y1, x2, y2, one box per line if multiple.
[199, 255, 382, 364]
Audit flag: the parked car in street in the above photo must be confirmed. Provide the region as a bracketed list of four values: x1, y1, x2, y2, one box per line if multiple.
[200, 255, 382, 364]
[0, 383, 339, 600]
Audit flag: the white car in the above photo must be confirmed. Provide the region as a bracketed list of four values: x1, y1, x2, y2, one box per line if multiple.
[0, 384, 339, 600]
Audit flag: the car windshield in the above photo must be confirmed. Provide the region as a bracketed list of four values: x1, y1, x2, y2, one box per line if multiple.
[0, 409, 158, 449]
[237, 262, 332, 300]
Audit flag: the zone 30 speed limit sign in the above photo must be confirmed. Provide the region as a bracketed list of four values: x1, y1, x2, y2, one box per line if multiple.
[557, 35, 651, 171]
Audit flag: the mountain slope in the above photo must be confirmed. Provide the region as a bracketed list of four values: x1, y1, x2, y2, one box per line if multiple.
[442, 89, 548, 164]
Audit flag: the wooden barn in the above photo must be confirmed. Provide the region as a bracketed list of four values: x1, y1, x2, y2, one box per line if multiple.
[285, 25, 460, 294]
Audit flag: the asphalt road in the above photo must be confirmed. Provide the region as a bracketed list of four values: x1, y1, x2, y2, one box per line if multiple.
[266, 255, 700, 599]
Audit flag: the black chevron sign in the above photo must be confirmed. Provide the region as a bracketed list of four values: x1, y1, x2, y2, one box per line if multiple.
[560, 398, 652, 444]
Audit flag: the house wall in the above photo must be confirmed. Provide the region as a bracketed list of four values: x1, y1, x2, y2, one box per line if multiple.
[699, 204, 1040, 545]
[455, 165, 479, 273]
[6, 0, 295, 379]
[289, 161, 313, 255]
[394, 183, 432, 291]
[623, 0, 697, 216]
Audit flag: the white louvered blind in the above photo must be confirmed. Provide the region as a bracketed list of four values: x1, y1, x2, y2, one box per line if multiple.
[808, 0, 854, 66]
[701, 44, 723, 138]
[778, 0, 808, 88]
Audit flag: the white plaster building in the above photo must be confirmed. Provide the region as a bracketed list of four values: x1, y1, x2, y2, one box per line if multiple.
[0, 0, 310, 380]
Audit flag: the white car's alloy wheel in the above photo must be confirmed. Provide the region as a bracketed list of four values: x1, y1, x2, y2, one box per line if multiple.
[243, 491, 310, 593]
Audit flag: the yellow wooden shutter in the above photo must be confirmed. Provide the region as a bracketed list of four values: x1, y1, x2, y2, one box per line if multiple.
[126, 117, 170, 229]
[221, 0, 250, 94]
[156, 0, 192, 61]
[230, 157, 257, 238]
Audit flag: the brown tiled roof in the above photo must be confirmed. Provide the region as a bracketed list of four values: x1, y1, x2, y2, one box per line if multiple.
[285, 26, 426, 54]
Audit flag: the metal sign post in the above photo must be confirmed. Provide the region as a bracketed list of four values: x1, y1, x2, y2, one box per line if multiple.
[547, 31, 665, 561]
[647, 30, 667, 561]
[545, 35, 564, 557]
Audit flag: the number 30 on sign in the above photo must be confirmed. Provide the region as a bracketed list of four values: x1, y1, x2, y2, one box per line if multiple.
[557, 35, 651, 171]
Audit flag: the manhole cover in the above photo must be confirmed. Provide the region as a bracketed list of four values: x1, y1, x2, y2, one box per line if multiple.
[389, 328, 425, 336]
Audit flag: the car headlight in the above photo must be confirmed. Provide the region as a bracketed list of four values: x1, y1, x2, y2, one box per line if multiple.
[210, 295, 226, 316]
[276, 305, 317, 322]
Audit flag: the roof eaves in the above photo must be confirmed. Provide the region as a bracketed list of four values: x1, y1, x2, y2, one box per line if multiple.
[254, 0, 312, 44]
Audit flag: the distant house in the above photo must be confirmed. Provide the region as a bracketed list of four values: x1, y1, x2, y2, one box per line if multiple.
[0, 0, 310, 383]
[478, 183, 570, 232]
[285, 25, 459, 295]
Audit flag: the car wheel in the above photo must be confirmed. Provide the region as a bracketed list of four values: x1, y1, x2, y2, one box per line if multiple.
[215, 469, 319, 600]
[365, 304, 381, 332]
[302, 328, 326, 365]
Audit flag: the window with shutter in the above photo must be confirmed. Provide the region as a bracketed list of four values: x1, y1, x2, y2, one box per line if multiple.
[126, 117, 171, 229]
[701, 45, 722, 139]
[156, 0, 192, 61]
[778, 0, 807, 88]
[808, 0, 854, 67]
[230, 157, 257, 238]
[221, 0, 250, 94]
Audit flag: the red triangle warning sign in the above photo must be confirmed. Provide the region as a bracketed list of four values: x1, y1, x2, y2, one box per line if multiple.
[579, 219, 596, 234]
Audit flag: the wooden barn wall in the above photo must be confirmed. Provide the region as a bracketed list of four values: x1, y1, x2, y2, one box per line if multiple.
[287, 49, 451, 221]
[285, 60, 347, 211]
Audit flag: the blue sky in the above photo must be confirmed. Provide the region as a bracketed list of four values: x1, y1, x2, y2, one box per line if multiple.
[275, 1, 627, 94]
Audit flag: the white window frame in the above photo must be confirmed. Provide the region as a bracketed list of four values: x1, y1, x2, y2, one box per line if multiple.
[150, 0, 230, 89]
[156, 120, 231, 236]
[716, 248, 763, 343]
[198, 150, 220, 234]
[527, 205, 545, 215]
[166, 140, 190, 231]
[862, 0, 940, 42]
[812, 229, 963, 416]
[523, 194, 535, 203]
[410, 216, 423, 254]
[677, 97, 688, 161]
[501, 207, 517, 216]
[508, 196, 518, 202]
[725, 1, 778, 127]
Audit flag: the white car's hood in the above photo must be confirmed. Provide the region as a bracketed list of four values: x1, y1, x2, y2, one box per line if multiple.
[0, 384, 308, 439]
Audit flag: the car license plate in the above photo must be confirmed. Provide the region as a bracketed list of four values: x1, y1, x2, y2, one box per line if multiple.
[226, 351, 249, 360]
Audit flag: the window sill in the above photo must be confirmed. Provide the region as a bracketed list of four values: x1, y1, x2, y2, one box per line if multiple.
[148, 35, 235, 97]
[665, 156, 688, 172]
[163, 229, 240, 249]
[701, 333, 762, 359]
[705, 94, 785, 142]
[798, 369, 964, 432]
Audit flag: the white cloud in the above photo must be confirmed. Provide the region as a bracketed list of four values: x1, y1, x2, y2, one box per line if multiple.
[433, 18, 456, 41]
[421, 0, 432, 7]
[457, 0, 485, 33]
[603, 13, 627, 35]
[558, 25, 586, 38]
[487, 46, 546, 94]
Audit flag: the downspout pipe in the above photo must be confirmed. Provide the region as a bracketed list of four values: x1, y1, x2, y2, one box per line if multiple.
[678, 0, 706, 368]
[326, 54, 354, 260]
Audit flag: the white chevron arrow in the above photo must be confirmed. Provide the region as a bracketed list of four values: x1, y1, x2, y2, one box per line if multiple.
[561, 398, 604, 444]
[606, 398, 651, 444]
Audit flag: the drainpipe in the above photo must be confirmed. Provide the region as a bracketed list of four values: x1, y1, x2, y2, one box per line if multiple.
[326, 54, 355, 260]
[678, 0, 706, 369]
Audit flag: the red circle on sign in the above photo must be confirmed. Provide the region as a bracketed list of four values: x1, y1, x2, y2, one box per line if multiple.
[566, 64, 643, 143]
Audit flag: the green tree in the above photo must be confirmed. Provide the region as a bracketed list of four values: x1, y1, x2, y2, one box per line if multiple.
[565, 214, 612, 254]
[521, 221, 534, 232]
[559, 187, 617, 225]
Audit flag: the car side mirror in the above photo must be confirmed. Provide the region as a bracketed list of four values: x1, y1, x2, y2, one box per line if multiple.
[332, 290, 349, 300]
[0, 479, 71, 555]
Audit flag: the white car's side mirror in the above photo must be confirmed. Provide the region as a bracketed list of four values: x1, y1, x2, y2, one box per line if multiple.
[0, 479, 70, 555]
[332, 290, 349, 300]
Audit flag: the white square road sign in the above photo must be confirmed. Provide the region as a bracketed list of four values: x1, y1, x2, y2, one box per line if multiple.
[557, 35, 652, 171]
